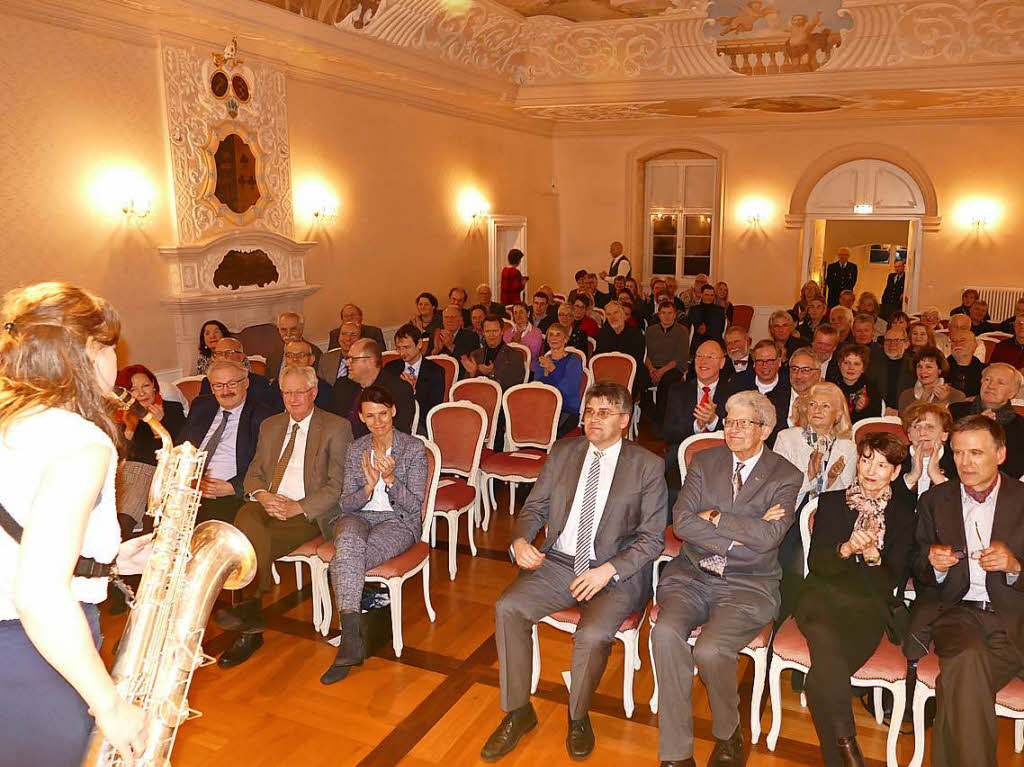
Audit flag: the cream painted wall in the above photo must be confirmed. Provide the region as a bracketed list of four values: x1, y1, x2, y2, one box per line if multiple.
[552, 120, 1024, 314]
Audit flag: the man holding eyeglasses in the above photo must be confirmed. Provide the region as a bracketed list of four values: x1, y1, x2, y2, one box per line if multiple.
[329, 338, 414, 438]
[198, 337, 275, 410]
[180, 358, 273, 524]
[268, 340, 332, 413]
[481, 382, 666, 762]
[654, 391, 801, 767]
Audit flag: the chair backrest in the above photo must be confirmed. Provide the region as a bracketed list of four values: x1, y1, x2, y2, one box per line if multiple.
[414, 436, 443, 540]
[506, 343, 532, 384]
[234, 322, 281, 362]
[565, 346, 587, 368]
[799, 498, 819, 577]
[503, 382, 562, 451]
[553, 293, 566, 303]
[382, 350, 402, 368]
[427, 354, 458, 400]
[426, 402, 487, 481]
[731, 304, 754, 332]
[591, 308, 605, 324]
[247, 356, 267, 377]
[981, 338, 997, 363]
[577, 367, 593, 424]
[173, 375, 206, 405]
[852, 416, 909, 446]
[589, 352, 637, 394]
[450, 377, 502, 449]
[677, 431, 726, 485]
[587, 336, 596, 356]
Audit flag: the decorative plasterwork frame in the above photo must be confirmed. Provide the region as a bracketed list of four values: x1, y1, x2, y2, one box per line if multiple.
[162, 44, 293, 245]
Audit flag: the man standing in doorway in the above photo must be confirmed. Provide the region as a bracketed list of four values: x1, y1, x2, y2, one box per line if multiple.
[825, 247, 858, 309]
[880, 258, 907, 320]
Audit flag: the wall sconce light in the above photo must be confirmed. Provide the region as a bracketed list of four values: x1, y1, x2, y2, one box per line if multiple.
[853, 204, 874, 215]
[295, 179, 339, 224]
[956, 197, 1000, 230]
[737, 197, 772, 227]
[458, 188, 491, 223]
[91, 166, 155, 222]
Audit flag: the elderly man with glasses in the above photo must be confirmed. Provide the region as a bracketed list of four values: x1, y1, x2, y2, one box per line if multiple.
[180, 358, 274, 524]
[268, 340, 333, 413]
[198, 337, 276, 409]
[328, 338, 414, 438]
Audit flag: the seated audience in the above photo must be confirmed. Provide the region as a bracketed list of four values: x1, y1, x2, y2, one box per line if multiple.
[946, 330, 983, 397]
[969, 298, 996, 335]
[791, 280, 823, 324]
[556, 302, 589, 355]
[645, 300, 690, 422]
[320, 386, 428, 685]
[838, 290, 855, 311]
[949, 362, 1024, 479]
[785, 347, 822, 427]
[854, 291, 887, 336]
[595, 301, 648, 393]
[989, 315, 1024, 369]
[181, 358, 273, 524]
[268, 339, 332, 414]
[950, 287, 980, 317]
[329, 339, 414, 437]
[945, 314, 985, 362]
[387, 323, 445, 436]
[829, 305, 854, 343]
[896, 402, 955, 501]
[213, 365, 351, 668]
[504, 302, 544, 370]
[464, 315, 526, 392]
[679, 273, 708, 312]
[530, 291, 556, 333]
[898, 347, 966, 410]
[878, 325, 914, 414]
[196, 319, 230, 375]
[796, 433, 916, 767]
[590, 272, 611, 309]
[714, 281, 734, 324]
[199, 338, 275, 409]
[998, 296, 1024, 333]
[768, 309, 804, 360]
[663, 275, 687, 315]
[687, 283, 727, 353]
[266, 312, 322, 379]
[476, 283, 508, 318]
[329, 303, 385, 349]
[619, 296, 644, 332]
[500, 249, 528, 305]
[431, 305, 480, 362]
[410, 292, 442, 343]
[449, 286, 472, 327]
[570, 292, 600, 341]
[469, 304, 488, 340]
[904, 415, 1024, 767]
[318, 322, 360, 386]
[663, 341, 731, 483]
[836, 343, 881, 423]
[536, 323, 584, 437]
[721, 326, 753, 386]
[797, 296, 828, 341]
[909, 321, 937, 356]
[812, 324, 841, 382]
[851, 313, 885, 386]
[750, 339, 791, 447]
[919, 306, 951, 356]
[887, 311, 911, 334]
[653, 391, 800, 767]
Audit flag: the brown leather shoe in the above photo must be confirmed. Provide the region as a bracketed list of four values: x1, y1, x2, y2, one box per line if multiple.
[707, 726, 744, 767]
[566, 713, 595, 761]
[836, 736, 866, 767]
[480, 704, 538, 762]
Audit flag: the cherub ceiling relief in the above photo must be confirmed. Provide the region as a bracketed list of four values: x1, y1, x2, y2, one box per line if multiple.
[708, 0, 852, 74]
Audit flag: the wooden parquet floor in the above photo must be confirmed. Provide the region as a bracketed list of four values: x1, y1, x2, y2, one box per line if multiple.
[99, 426, 1024, 767]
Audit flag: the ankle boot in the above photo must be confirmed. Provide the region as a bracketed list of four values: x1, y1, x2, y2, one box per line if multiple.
[836, 736, 866, 767]
[334, 611, 365, 667]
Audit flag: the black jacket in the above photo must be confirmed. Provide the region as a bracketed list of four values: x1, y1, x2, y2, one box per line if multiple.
[824, 260, 858, 307]
[384, 357, 445, 435]
[663, 377, 733, 482]
[199, 371, 277, 412]
[328, 368, 415, 439]
[124, 401, 185, 465]
[179, 395, 273, 496]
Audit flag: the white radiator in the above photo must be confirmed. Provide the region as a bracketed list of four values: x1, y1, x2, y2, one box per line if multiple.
[973, 286, 1024, 322]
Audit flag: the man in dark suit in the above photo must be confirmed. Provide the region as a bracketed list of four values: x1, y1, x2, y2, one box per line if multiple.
[969, 300, 996, 335]
[476, 283, 508, 319]
[448, 286, 473, 327]
[430, 305, 480, 365]
[265, 312, 322, 380]
[180, 358, 273, 524]
[595, 300, 649, 394]
[388, 323, 446, 436]
[949, 362, 1024, 480]
[812, 324, 842, 383]
[213, 365, 352, 668]
[905, 416, 1024, 767]
[318, 322, 360, 387]
[851, 313, 886, 393]
[998, 298, 1024, 334]
[880, 258, 907, 320]
[329, 338, 415, 438]
[824, 247, 858, 308]
[464, 315, 526, 393]
[990, 315, 1024, 370]
[750, 339, 790, 447]
[721, 327, 754, 388]
[480, 382, 666, 762]
[878, 326, 915, 414]
[267, 340, 332, 413]
[688, 284, 727, 354]
[328, 303, 385, 350]
[654, 391, 802, 767]
[198, 337, 276, 410]
[530, 291, 556, 333]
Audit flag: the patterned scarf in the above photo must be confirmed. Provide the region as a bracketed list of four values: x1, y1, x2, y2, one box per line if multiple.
[803, 427, 834, 498]
[846, 482, 891, 559]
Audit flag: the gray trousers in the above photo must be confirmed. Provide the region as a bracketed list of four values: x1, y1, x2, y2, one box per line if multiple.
[494, 554, 640, 720]
[652, 569, 777, 761]
[328, 512, 416, 613]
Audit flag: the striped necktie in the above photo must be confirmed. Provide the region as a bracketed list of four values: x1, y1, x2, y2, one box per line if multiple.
[574, 450, 604, 577]
[268, 423, 300, 494]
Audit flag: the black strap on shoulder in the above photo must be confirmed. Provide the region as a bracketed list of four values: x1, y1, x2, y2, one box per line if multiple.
[0, 500, 112, 579]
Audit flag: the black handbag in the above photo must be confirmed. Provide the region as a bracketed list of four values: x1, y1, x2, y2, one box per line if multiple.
[883, 594, 912, 645]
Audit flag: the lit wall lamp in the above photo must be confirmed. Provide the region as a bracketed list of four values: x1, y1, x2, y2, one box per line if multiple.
[853, 204, 874, 215]
[458, 188, 491, 223]
[295, 179, 339, 224]
[91, 166, 155, 222]
[957, 197, 1000, 230]
[737, 197, 772, 227]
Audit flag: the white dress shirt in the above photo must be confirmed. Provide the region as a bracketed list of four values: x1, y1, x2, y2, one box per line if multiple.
[732, 448, 761, 489]
[819, 355, 833, 378]
[756, 376, 780, 395]
[364, 445, 395, 511]
[275, 411, 312, 502]
[731, 355, 750, 373]
[935, 479, 1017, 596]
[201, 400, 245, 481]
[787, 388, 800, 427]
[403, 355, 423, 385]
[693, 378, 721, 434]
[554, 439, 623, 559]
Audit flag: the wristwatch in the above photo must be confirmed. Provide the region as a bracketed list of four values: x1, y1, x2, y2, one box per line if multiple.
[708, 510, 721, 525]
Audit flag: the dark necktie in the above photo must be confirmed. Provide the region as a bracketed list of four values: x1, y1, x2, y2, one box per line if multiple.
[574, 451, 604, 577]
[203, 410, 231, 461]
[268, 423, 300, 494]
[697, 462, 744, 577]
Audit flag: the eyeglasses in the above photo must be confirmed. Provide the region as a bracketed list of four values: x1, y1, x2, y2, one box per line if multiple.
[723, 418, 763, 430]
[281, 386, 315, 398]
[789, 365, 816, 374]
[284, 352, 313, 360]
[212, 349, 244, 358]
[210, 377, 247, 392]
[345, 355, 373, 362]
[753, 358, 779, 366]
[582, 408, 628, 421]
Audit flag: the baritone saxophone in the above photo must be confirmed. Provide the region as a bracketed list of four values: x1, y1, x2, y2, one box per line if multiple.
[82, 388, 257, 766]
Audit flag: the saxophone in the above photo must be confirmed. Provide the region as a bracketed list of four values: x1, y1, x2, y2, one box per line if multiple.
[82, 389, 257, 766]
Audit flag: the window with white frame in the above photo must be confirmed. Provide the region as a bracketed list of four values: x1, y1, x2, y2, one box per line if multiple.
[644, 159, 717, 279]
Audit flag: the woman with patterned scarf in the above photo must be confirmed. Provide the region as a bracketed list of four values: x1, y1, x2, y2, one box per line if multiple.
[794, 433, 918, 767]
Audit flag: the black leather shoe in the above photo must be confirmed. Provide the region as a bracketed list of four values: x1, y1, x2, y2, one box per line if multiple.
[660, 760, 696, 767]
[566, 713, 595, 761]
[214, 598, 264, 633]
[836, 736, 866, 767]
[707, 726, 744, 767]
[480, 704, 538, 762]
[320, 662, 352, 685]
[217, 632, 264, 668]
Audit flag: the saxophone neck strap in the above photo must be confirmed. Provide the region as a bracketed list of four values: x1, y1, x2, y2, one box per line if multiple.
[0, 500, 113, 579]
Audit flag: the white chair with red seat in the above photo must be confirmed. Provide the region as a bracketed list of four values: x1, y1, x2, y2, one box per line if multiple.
[506, 342, 532, 385]
[589, 352, 637, 438]
[677, 431, 726, 486]
[173, 375, 206, 406]
[450, 377, 502, 529]
[427, 353, 458, 400]
[851, 416, 908, 445]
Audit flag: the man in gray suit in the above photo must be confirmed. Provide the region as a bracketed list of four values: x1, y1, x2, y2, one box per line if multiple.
[213, 365, 352, 668]
[481, 382, 667, 762]
[654, 390, 801, 767]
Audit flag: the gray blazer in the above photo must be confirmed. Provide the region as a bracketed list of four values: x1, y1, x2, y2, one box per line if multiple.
[666, 444, 802, 596]
[317, 348, 346, 387]
[326, 429, 427, 542]
[470, 343, 525, 392]
[512, 437, 667, 605]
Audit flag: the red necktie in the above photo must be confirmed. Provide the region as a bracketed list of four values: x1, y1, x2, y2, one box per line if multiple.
[700, 386, 711, 432]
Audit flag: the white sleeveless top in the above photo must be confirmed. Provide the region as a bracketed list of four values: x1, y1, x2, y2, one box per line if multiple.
[0, 408, 120, 620]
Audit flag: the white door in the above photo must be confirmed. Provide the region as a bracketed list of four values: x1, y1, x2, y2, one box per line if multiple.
[488, 215, 528, 295]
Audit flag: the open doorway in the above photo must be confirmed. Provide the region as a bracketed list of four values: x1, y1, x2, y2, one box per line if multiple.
[488, 215, 527, 295]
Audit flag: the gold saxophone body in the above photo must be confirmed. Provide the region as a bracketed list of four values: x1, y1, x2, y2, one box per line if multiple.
[82, 389, 257, 766]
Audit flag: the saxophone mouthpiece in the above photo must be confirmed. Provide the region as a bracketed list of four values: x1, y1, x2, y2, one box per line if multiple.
[112, 386, 154, 423]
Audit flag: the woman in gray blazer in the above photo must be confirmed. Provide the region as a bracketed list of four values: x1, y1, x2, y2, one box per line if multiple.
[320, 385, 427, 685]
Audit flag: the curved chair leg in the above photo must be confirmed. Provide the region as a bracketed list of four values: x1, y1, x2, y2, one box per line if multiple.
[294, 561, 303, 591]
[466, 507, 478, 557]
[480, 477, 492, 532]
[909, 681, 930, 767]
[309, 562, 322, 633]
[489, 478, 496, 508]
[873, 687, 885, 725]
[621, 633, 636, 718]
[530, 625, 541, 694]
[430, 515, 437, 548]
[799, 690, 807, 707]
[318, 562, 333, 636]
[271, 562, 280, 585]
[648, 628, 659, 713]
[447, 514, 459, 580]
[749, 648, 767, 745]
[422, 560, 436, 622]
[508, 481, 517, 515]
[388, 579, 404, 658]
[1015, 719, 1023, 753]
[766, 655, 785, 751]
[887, 683, 906, 767]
